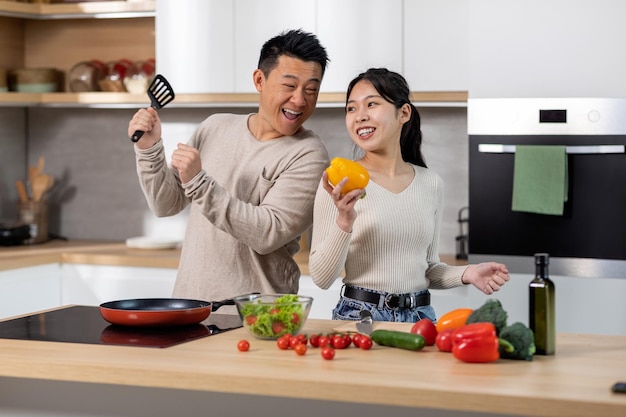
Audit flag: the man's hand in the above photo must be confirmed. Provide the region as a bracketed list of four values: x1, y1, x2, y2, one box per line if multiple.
[171, 143, 202, 184]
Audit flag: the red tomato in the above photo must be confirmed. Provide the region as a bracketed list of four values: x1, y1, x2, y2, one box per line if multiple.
[291, 312, 301, 324]
[245, 315, 257, 325]
[435, 329, 455, 352]
[272, 321, 286, 335]
[358, 335, 373, 350]
[321, 347, 335, 360]
[410, 318, 438, 346]
[318, 335, 331, 348]
[276, 335, 290, 350]
[352, 333, 362, 348]
[237, 340, 250, 352]
[332, 335, 347, 349]
[342, 333, 352, 348]
[294, 343, 307, 356]
[309, 334, 321, 348]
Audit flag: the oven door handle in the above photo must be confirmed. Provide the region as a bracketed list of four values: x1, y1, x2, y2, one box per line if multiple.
[478, 144, 625, 154]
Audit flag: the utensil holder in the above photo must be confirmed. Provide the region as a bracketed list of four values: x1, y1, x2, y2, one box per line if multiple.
[18, 200, 48, 244]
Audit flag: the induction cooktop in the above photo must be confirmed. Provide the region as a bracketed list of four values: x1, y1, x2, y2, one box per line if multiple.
[0, 306, 242, 348]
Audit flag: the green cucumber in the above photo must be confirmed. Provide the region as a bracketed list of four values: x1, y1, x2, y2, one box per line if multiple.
[370, 329, 425, 351]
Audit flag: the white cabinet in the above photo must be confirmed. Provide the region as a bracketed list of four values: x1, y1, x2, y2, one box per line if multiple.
[156, 0, 234, 93]
[61, 264, 176, 306]
[233, 0, 317, 93]
[317, 0, 404, 93]
[0, 264, 61, 319]
[468, 0, 626, 98]
[403, 0, 469, 92]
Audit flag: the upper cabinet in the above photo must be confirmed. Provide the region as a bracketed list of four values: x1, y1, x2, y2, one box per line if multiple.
[316, 0, 404, 93]
[468, 0, 626, 98]
[1, 0, 468, 107]
[403, 0, 469, 92]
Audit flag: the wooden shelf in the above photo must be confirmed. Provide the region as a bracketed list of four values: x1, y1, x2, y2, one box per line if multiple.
[0, 0, 155, 19]
[0, 91, 468, 108]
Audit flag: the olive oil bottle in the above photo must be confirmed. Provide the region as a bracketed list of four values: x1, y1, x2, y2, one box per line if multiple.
[529, 253, 556, 355]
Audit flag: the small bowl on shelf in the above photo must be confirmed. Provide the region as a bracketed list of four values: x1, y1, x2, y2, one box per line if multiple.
[233, 294, 313, 340]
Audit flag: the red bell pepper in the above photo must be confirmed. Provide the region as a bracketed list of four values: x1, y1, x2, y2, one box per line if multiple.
[451, 322, 514, 363]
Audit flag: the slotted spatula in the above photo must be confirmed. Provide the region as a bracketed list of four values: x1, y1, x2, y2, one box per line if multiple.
[131, 74, 176, 142]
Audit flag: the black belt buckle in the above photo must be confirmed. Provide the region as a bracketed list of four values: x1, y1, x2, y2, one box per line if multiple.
[384, 293, 415, 309]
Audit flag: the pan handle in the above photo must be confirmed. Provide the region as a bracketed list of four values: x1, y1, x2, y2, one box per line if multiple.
[212, 292, 260, 311]
[211, 298, 235, 311]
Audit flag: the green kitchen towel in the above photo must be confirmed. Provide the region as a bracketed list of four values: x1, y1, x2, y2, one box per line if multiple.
[512, 145, 568, 215]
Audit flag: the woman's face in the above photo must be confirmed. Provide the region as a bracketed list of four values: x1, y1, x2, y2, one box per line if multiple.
[345, 80, 409, 155]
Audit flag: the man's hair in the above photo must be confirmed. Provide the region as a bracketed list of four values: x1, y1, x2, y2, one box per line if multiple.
[258, 29, 329, 77]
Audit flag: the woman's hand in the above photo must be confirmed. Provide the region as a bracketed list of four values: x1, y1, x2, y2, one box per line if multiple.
[171, 143, 202, 184]
[322, 171, 365, 233]
[461, 262, 510, 295]
[128, 107, 161, 149]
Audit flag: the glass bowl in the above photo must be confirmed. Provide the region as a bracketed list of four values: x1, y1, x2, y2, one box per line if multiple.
[233, 294, 313, 340]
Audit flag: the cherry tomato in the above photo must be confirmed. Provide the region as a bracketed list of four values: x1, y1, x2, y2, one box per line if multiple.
[291, 312, 301, 324]
[318, 335, 331, 348]
[358, 335, 373, 350]
[294, 343, 307, 356]
[410, 318, 438, 346]
[321, 347, 335, 360]
[352, 333, 362, 348]
[237, 340, 250, 352]
[332, 335, 347, 349]
[276, 335, 291, 350]
[245, 315, 257, 326]
[435, 328, 455, 352]
[272, 321, 286, 336]
[295, 333, 308, 345]
[309, 334, 321, 348]
[342, 333, 352, 348]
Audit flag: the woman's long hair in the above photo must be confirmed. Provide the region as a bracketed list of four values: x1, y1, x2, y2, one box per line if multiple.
[346, 68, 427, 167]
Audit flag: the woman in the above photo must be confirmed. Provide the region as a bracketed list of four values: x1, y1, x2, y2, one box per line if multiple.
[309, 68, 510, 322]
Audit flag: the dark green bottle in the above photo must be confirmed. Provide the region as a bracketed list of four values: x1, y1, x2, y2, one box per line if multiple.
[529, 253, 556, 355]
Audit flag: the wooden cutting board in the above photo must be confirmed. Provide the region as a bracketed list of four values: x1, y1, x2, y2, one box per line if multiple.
[332, 320, 414, 334]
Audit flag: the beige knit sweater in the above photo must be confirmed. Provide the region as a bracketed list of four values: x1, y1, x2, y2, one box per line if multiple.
[135, 113, 329, 305]
[309, 164, 468, 293]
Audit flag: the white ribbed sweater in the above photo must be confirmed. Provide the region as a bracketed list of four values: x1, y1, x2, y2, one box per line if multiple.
[309, 164, 468, 293]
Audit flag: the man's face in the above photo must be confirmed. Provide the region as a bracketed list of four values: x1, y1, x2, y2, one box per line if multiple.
[253, 55, 323, 140]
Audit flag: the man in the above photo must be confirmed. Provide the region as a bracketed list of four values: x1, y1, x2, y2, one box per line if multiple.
[127, 29, 330, 308]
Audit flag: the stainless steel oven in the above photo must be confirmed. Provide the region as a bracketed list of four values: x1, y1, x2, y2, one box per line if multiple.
[468, 98, 626, 278]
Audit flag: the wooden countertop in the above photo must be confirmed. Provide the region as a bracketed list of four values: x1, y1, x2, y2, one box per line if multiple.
[0, 240, 467, 274]
[0, 311, 624, 417]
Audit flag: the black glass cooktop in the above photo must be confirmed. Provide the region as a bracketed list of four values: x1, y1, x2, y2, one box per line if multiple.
[0, 306, 242, 348]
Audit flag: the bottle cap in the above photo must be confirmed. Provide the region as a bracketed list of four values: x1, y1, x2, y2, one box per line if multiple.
[534, 253, 550, 265]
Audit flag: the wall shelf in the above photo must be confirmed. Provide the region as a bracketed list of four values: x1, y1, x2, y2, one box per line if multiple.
[0, 0, 155, 19]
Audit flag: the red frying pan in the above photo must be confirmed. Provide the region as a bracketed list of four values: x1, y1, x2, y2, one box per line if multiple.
[99, 298, 235, 327]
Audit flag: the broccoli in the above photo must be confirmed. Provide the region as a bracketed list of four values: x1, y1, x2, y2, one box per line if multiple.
[499, 322, 536, 361]
[466, 299, 508, 335]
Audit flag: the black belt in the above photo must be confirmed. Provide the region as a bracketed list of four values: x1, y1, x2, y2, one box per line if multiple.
[343, 285, 430, 309]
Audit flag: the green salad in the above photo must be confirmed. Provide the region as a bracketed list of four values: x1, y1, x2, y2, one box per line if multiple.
[240, 294, 305, 339]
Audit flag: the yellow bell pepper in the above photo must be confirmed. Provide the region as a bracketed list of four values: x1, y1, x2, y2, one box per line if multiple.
[325, 157, 370, 195]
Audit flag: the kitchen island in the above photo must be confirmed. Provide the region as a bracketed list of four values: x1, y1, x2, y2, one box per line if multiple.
[0, 309, 624, 417]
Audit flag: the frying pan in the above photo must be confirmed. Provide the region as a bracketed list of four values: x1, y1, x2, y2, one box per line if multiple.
[99, 297, 235, 327]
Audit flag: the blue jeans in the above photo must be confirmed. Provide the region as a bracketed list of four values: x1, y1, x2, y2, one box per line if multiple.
[332, 287, 437, 323]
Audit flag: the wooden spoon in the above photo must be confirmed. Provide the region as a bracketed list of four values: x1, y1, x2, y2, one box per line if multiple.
[32, 174, 53, 202]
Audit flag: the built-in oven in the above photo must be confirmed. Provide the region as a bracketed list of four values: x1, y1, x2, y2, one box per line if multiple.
[468, 98, 626, 278]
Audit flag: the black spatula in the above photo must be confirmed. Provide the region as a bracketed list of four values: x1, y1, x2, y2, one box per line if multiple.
[131, 74, 176, 142]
